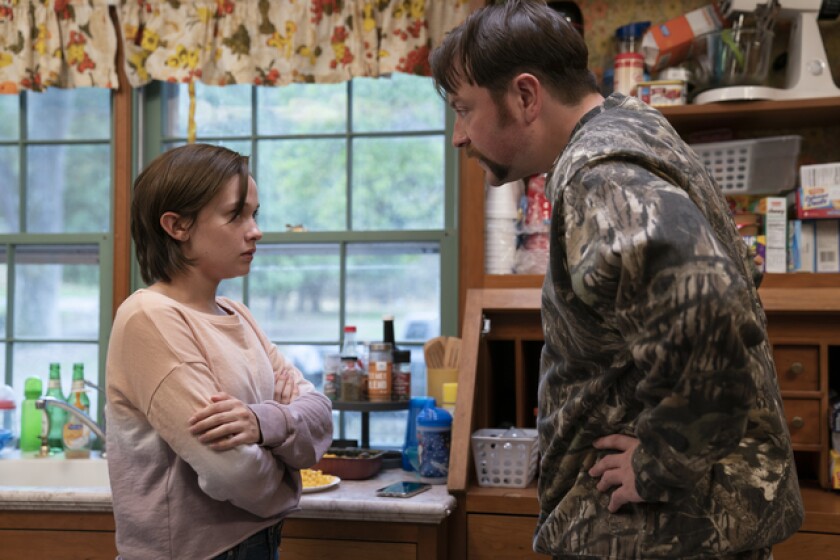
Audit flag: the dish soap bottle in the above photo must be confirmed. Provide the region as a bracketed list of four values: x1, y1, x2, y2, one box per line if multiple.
[20, 377, 45, 453]
[46, 362, 67, 453]
[63, 363, 91, 459]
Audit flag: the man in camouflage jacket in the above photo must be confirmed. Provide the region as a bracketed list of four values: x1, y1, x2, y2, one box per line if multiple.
[430, 1, 803, 558]
[537, 93, 803, 559]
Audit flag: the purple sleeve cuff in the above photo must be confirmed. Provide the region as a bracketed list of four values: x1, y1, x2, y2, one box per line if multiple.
[249, 402, 289, 449]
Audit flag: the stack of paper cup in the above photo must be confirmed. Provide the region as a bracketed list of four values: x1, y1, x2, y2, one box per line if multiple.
[485, 181, 522, 274]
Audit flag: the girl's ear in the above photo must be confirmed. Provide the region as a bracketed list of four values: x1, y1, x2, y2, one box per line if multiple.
[160, 212, 190, 242]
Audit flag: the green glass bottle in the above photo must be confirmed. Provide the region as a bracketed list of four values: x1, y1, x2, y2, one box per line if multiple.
[46, 363, 67, 453]
[20, 377, 45, 453]
[63, 363, 91, 458]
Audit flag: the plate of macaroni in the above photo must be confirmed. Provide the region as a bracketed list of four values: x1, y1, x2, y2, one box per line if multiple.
[301, 468, 341, 493]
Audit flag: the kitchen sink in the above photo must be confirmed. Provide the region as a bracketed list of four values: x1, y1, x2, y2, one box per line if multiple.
[0, 450, 109, 488]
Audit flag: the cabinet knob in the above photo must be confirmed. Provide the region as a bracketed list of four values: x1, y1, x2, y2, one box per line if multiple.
[790, 416, 805, 429]
[788, 362, 804, 376]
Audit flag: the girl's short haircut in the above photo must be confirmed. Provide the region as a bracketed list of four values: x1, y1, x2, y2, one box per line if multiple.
[131, 143, 250, 285]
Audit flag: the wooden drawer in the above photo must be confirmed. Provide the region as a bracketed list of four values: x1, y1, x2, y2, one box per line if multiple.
[773, 531, 840, 560]
[783, 398, 822, 446]
[468, 514, 548, 559]
[282, 538, 415, 560]
[773, 345, 820, 392]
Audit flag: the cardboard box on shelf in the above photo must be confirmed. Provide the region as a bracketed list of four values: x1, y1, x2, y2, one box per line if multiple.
[641, 3, 726, 72]
[796, 162, 840, 219]
[763, 197, 787, 274]
[787, 220, 815, 273]
[815, 220, 840, 273]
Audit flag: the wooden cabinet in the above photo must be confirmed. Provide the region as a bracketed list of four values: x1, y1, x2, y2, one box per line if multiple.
[282, 518, 447, 560]
[0, 511, 117, 560]
[447, 287, 840, 559]
[0, 510, 448, 560]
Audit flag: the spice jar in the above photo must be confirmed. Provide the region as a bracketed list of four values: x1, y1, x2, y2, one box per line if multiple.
[367, 342, 393, 402]
[392, 349, 412, 402]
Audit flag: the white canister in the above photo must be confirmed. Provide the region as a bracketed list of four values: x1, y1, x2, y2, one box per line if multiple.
[614, 52, 645, 96]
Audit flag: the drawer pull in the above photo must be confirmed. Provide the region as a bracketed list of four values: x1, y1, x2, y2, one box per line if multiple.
[788, 362, 804, 376]
[790, 416, 805, 429]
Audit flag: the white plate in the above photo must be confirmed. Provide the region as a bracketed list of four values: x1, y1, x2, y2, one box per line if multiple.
[302, 475, 341, 494]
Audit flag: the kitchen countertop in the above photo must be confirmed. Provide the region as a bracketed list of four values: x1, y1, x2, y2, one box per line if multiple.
[0, 466, 456, 524]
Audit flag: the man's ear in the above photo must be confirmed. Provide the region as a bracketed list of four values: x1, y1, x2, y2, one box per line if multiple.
[160, 212, 190, 241]
[512, 73, 541, 124]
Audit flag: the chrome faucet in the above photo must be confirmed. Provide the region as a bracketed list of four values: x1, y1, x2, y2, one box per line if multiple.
[35, 396, 106, 457]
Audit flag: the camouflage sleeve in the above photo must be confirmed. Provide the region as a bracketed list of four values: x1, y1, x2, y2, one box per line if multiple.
[565, 162, 762, 502]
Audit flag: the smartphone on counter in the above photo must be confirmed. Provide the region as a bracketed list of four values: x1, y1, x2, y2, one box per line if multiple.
[376, 481, 432, 498]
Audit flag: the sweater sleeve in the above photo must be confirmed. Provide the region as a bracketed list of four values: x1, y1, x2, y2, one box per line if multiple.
[121, 306, 297, 519]
[565, 163, 762, 502]
[228, 299, 333, 468]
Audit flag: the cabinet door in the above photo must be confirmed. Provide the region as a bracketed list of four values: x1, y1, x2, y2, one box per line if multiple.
[467, 513, 549, 559]
[0, 530, 117, 560]
[282, 538, 415, 560]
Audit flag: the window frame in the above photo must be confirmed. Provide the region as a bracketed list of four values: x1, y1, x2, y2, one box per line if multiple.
[0, 91, 121, 423]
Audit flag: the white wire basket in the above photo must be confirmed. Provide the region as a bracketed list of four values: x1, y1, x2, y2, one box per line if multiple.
[689, 135, 801, 195]
[471, 428, 539, 488]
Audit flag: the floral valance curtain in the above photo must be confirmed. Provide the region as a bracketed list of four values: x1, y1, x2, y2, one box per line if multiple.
[116, 0, 470, 87]
[0, 0, 118, 93]
[0, 0, 469, 95]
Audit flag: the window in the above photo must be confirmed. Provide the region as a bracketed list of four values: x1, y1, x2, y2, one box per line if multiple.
[0, 89, 114, 422]
[141, 74, 457, 448]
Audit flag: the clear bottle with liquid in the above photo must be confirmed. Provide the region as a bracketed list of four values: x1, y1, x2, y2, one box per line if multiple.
[63, 363, 91, 458]
[46, 362, 67, 453]
[339, 326, 364, 401]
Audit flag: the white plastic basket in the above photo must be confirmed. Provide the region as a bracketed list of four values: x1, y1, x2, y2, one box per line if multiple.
[689, 135, 801, 195]
[471, 428, 539, 488]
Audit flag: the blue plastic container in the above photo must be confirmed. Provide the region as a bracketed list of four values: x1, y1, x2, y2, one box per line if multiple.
[416, 405, 453, 484]
[402, 396, 435, 471]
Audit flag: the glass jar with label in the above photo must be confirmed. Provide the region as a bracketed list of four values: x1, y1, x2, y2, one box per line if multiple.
[613, 21, 650, 96]
[367, 342, 393, 402]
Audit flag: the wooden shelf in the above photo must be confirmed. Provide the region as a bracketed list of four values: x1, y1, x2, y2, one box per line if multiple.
[477, 273, 840, 302]
[660, 97, 840, 135]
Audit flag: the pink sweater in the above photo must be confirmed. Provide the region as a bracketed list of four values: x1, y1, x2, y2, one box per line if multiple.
[105, 290, 333, 559]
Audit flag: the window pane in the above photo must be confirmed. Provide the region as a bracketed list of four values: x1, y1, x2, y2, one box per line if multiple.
[248, 244, 340, 341]
[277, 344, 337, 389]
[256, 139, 346, 232]
[257, 83, 346, 135]
[0, 247, 6, 337]
[11, 342, 101, 421]
[163, 82, 252, 137]
[13, 245, 100, 339]
[352, 74, 445, 132]
[352, 137, 445, 230]
[26, 144, 111, 233]
[0, 95, 18, 139]
[0, 146, 19, 233]
[27, 89, 110, 141]
[218, 277, 243, 302]
[345, 243, 440, 341]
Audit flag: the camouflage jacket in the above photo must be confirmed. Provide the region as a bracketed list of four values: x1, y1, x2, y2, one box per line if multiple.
[534, 94, 803, 558]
